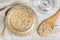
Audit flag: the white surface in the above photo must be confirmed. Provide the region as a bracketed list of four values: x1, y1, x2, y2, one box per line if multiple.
[0, 0, 60, 40]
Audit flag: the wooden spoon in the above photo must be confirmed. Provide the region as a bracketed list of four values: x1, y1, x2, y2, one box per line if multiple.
[38, 10, 60, 36]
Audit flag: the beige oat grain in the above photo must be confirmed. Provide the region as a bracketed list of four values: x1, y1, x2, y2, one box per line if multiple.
[5, 5, 38, 36]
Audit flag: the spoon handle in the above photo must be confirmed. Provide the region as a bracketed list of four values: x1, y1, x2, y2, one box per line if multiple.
[47, 10, 60, 23]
